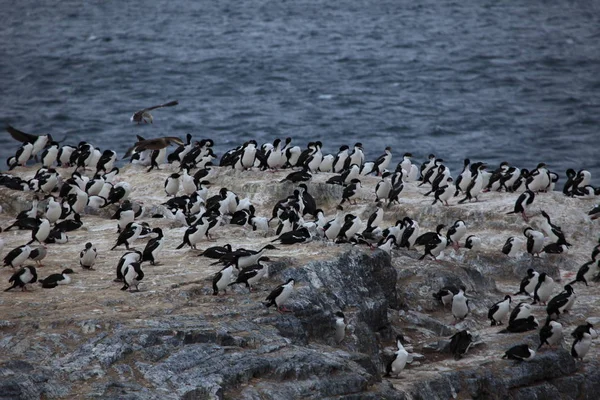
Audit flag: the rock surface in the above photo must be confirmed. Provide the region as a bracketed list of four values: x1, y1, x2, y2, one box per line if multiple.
[0, 163, 599, 399]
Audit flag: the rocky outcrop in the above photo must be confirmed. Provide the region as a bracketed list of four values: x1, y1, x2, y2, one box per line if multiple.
[1, 164, 599, 399]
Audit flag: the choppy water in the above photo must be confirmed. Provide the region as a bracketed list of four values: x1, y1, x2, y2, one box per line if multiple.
[1, 0, 599, 180]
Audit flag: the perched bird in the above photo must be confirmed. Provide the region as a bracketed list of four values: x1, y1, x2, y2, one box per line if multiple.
[417, 224, 447, 261]
[384, 335, 409, 378]
[502, 344, 536, 362]
[523, 227, 544, 257]
[114, 251, 142, 282]
[197, 244, 233, 259]
[340, 179, 361, 205]
[500, 315, 539, 333]
[28, 245, 47, 267]
[446, 330, 473, 360]
[507, 190, 535, 222]
[526, 162, 550, 192]
[546, 285, 576, 319]
[538, 319, 563, 350]
[569, 259, 599, 286]
[502, 236, 524, 258]
[446, 220, 467, 251]
[111, 222, 143, 250]
[38, 268, 76, 288]
[488, 295, 512, 326]
[509, 302, 532, 324]
[571, 323, 596, 360]
[3, 245, 32, 269]
[142, 228, 165, 265]
[79, 242, 97, 270]
[334, 311, 347, 344]
[464, 235, 481, 250]
[121, 262, 144, 292]
[452, 286, 469, 322]
[123, 136, 185, 160]
[514, 268, 540, 297]
[131, 100, 179, 124]
[5, 266, 37, 291]
[271, 227, 311, 245]
[212, 264, 234, 295]
[532, 273, 554, 305]
[263, 278, 295, 312]
[433, 285, 460, 307]
[540, 211, 570, 247]
[5, 125, 53, 161]
[228, 257, 270, 292]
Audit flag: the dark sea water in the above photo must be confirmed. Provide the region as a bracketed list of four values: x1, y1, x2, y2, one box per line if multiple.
[1, 0, 600, 181]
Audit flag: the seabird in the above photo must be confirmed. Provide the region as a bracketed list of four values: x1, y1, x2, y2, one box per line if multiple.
[532, 272, 554, 305]
[334, 311, 347, 344]
[28, 245, 47, 267]
[507, 190, 535, 222]
[263, 278, 295, 312]
[121, 262, 144, 292]
[114, 251, 142, 282]
[502, 344, 535, 362]
[384, 335, 409, 378]
[538, 319, 563, 350]
[198, 244, 233, 259]
[488, 295, 512, 326]
[142, 228, 165, 265]
[39, 268, 76, 288]
[4, 265, 37, 291]
[3, 245, 32, 269]
[5, 125, 53, 161]
[228, 256, 270, 292]
[446, 330, 473, 360]
[123, 136, 185, 160]
[433, 285, 459, 307]
[452, 286, 469, 323]
[546, 284, 576, 319]
[79, 242, 97, 270]
[212, 264, 234, 295]
[571, 323, 596, 360]
[131, 100, 178, 124]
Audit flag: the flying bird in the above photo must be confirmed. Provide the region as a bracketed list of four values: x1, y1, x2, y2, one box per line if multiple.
[130, 100, 179, 124]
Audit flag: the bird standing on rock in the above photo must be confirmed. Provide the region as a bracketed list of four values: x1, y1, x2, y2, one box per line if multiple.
[384, 335, 409, 378]
[263, 278, 295, 313]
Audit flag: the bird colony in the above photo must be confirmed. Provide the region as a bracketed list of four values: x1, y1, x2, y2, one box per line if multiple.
[1, 112, 599, 388]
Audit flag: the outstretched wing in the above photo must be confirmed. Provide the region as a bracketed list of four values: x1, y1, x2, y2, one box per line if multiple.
[6, 125, 38, 143]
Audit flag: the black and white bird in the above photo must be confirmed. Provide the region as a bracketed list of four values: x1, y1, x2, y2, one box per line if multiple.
[372, 146, 392, 176]
[198, 244, 233, 259]
[263, 278, 295, 313]
[571, 323, 596, 360]
[569, 259, 599, 286]
[340, 179, 361, 205]
[502, 344, 535, 362]
[540, 211, 570, 247]
[417, 224, 448, 261]
[375, 172, 392, 202]
[546, 285, 576, 319]
[452, 286, 469, 323]
[141, 228, 164, 265]
[111, 222, 143, 250]
[502, 236, 525, 258]
[384, 335, 409, 378]
[458, 163, 487, 203]
[121, 262, 144, 292]
[28, 217, 50, 245]
[212, 264, 234, 295]
[228, 257, 270, 292]
[447, 330, 473, 360]
[500, 315, 539, 333]
[280, 167, 312, 184]
[488, 295, 512, 326]
[5, 266, 37, 291]
[334, 311, 347, 344]
[538, 319, 563, 350]
[507, 190, 535, 222]
[212, 244, 277, 269]
[79, 242, 97, 270]
[114, 250, 142, 282]
[431, 177, 455, 206]
[175, 215, 218, 249]
[532, 272, 554, 305]
[509, 302, 532, 324]
[523, 227, 545, 257]
[526, 162, 550, 192]
[112, 201, 135, 233]
[515, 268, 540, 297]
[446, 220, 467, 251]
[38, 268, 76, 288]
[3, 245, 32, 269]
[433, 285, 459, 307]
[464, 235, 481, 250]
[271, 227, 311, 245]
